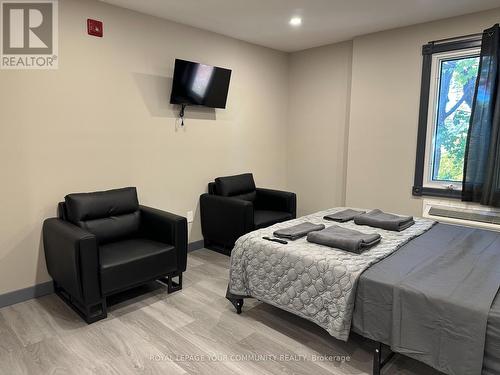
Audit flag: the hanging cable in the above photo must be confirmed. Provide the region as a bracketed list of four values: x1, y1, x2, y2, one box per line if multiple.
[179, 104, 186, 126]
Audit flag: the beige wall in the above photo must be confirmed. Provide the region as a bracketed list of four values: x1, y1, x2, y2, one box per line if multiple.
[287, 41, 353, 216]
[345, 9, 500, 216]
[2, 0, 500, 297]
[0, 0, 289, 294]
[286, 7, 500, 218]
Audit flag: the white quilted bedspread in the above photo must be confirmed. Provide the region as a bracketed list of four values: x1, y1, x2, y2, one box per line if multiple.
[228, 207, 435, 341]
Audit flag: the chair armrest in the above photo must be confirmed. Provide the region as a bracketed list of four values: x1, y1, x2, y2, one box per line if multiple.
[139, 206, 188, 272]
[200, 194, 254, 247]
[42, 218, 101, 305]
[255, 188, 297, 217]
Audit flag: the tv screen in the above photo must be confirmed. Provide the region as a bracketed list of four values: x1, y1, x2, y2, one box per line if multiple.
[170, 59, 232, 109]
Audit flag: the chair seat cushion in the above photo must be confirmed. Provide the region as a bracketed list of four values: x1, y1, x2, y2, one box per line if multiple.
[99, 238, 177, 295]
[254, 210, 293, 229]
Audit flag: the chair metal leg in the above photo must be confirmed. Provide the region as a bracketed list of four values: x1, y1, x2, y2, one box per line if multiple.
[167, 273, 182, 293]
[54, 282, 107, 324]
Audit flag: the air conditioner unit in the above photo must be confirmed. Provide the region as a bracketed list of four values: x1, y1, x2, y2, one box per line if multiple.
[422, 198, 500, 232]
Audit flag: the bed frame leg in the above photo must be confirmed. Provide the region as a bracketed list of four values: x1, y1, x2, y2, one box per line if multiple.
[229, 298, 244, 314]
[372, 342, 395, 375]
[373, 344, 382, 375]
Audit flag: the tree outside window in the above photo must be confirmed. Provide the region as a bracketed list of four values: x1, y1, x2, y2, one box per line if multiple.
[432, 56, 479, 182]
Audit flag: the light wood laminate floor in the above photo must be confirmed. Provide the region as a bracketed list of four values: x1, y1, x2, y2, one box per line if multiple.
[0, 249, 440, 375]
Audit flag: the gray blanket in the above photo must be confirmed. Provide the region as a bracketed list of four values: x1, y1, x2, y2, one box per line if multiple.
[353, 223, 500, 375]
[228, 207, 435, 340]
[354, 209, 414, 231]
[323, 209, 366, 222]
[307, 225, 380, 253]
[274, 222, 325, 240]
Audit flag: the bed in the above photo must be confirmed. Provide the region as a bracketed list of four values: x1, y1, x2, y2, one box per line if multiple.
[352, 222, 500, 375]
[227, 208, 500, 375]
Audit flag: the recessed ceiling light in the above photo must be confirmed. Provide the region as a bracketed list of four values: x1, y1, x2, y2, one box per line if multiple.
[289, 17, 302, 26]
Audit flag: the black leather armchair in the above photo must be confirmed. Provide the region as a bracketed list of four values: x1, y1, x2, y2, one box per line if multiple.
[200, 173, 296, 253]
[43, 187, 187, 323]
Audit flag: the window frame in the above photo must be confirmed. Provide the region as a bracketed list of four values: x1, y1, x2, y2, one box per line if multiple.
[412, 38, 482, 199]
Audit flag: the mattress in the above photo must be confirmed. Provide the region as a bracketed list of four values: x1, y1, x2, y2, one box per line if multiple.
[352, 223, 500, 375]
[227, 208, 435, 340]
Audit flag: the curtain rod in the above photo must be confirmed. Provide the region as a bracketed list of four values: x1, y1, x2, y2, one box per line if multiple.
[430, 32, 483, 45]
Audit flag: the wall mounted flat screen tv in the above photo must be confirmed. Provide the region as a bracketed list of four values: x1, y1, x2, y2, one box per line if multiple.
[170, 59, 232, 109]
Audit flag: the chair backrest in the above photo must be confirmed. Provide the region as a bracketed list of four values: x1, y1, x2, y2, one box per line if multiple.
[64, 187, 140, 244]
[208, 182, 217, 195]
[213, 173, 256, 202]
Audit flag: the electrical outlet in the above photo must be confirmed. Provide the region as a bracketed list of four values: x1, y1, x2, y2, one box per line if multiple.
[187, 210, 194, 223]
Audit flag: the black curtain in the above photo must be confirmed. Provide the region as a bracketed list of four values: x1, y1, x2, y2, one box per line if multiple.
[462, 24, 500, 207]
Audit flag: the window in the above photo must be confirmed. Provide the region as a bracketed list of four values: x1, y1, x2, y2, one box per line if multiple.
[413, 38, 482, 198]
[425, 50, 480, 188]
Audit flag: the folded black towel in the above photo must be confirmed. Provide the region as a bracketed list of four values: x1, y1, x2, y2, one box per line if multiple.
[324, 209, 366, 222]
[273, 222, 325, 241]
[354, 209, 414, 231]
[307, 225, 381, 254]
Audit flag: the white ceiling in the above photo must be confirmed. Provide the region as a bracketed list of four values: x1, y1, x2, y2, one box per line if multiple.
[99, 0, 500, 52]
